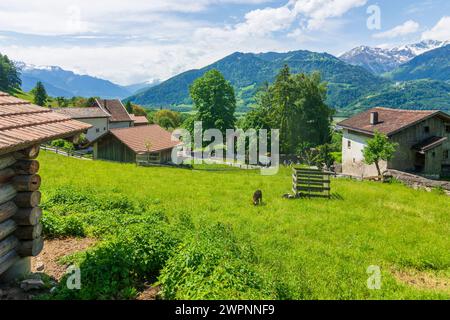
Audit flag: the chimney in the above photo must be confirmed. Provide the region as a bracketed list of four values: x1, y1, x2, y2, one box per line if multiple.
[370, 111, 379, 125]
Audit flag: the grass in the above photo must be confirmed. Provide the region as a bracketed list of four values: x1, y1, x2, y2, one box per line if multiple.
[38, 151, 450, 299]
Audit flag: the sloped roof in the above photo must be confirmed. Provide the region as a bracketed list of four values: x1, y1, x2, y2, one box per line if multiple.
[338, 107, 450, 136]
[95, 99, 132, 123]
[412, 136, 448, 153]
[0, 91, 92, 155]
[129, 114, 149, 125]
[54, 107, 111, 119]
[109, 124, 180, 154]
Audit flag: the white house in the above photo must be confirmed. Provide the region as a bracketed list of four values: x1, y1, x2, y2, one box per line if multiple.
[92, 99, 134, 129]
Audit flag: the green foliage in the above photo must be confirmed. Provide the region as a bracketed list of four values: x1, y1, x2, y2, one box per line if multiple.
[189, 69, 236, 134]
[159, 223, 275, 300]
[153, 109, 182, 129]
[363, 131, 398, 175]
[0, 53, 21, 92]
[50, 139, 74, 151]
[32, 81, 48, 106]
[244, 66, 333, 153]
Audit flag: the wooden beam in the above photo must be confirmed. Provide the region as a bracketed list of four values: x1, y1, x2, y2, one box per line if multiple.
[0, 184, 18, 206]
[14, 191, 41, 208]
[12, 175, 41, 192]
[14, 145, 40, 160]
[0, 219, 17, 242]
[0, 236, 19, 257]
[0, 168, 16, 184]
[13, 160, 40, 175]
[15, 223, 42, 240]
[0, 201, 18, 224]
[0, 155, 17, 171]
[0, 250, 19, 275]
[13, 207, 42, 226]
[17, 237, 44, 257]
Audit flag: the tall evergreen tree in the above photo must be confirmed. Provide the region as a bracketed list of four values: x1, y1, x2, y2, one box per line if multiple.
[32, 81, 48, 106]
[0, 53, 21, 92]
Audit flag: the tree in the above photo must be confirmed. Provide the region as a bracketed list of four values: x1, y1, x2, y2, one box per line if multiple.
[125, 101, 133, 113]
[153, 109, 181, 129]
[189, 69, 236, 134]
[363, 131, 398, 176]
[32, 81, 48, 106]
[0, 53, 21, 92]
[243, 66, 333, 154]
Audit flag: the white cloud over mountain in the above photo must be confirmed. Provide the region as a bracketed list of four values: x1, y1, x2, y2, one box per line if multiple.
[422, 16, 450, 41]
[373, 20, 420, 39]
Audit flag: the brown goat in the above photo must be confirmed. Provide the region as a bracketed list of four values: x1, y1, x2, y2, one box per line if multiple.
[253, 190, 262, 206]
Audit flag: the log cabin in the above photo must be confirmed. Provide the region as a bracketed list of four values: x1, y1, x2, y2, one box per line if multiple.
[0, 91, 91, 283]
[338, 107, 450, 179]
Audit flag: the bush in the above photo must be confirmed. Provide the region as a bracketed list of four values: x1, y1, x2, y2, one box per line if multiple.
[158, 223, 275, 300]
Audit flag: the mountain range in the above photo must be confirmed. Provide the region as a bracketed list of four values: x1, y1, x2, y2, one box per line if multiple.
[339, 40, 450, 74]
[15, 62, 156, 99]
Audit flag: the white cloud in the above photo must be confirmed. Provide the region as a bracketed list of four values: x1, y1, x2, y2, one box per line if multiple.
[373, 20, 420, 39]
[422, 16, 450, 41]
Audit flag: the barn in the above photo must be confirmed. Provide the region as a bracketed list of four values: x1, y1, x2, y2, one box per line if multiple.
[93, 124, 180, 164]
[0, 91, 91, 282]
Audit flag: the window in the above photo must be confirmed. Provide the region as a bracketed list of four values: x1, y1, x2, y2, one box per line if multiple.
[424, 126, 430, 134]
[446, 125, 450, 133]
[444, 150, 449, 160]
[96, 128, 100, 133]
[104, 127, 106, 131]
[347, 140, 351, 149]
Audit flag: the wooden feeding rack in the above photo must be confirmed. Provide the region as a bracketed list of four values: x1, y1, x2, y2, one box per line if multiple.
[292, 167, 331, 199]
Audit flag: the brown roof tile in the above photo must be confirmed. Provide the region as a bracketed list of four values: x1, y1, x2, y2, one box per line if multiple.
[0, 91, 92, 155]
[109, 125, 180, 154]
[54, 107, 111, 119]
[129, 114, 149, 125]
[338, 107, 450, 136]
[95, 99, 132, 123]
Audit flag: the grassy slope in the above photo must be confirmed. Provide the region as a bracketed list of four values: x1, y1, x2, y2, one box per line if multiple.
[38, 151, 450, 299]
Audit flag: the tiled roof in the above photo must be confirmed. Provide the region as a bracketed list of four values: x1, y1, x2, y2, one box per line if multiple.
[129, 114, 149, 125]
[54, 107, 111, 119]
[109, 125, 180, 154]
[412, 136, 448, 153]
[338, 107, 450, 136]
[95, 99, 132, 123]
[0, 91, 92, 155]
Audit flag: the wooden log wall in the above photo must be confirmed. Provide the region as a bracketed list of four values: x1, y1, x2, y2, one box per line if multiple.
[0, 145, 43, 279]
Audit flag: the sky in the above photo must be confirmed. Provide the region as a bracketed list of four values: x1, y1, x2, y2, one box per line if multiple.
[0, 0, 449, 85]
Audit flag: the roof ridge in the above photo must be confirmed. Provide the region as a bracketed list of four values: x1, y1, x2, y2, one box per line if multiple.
[372, 107, 440, 113]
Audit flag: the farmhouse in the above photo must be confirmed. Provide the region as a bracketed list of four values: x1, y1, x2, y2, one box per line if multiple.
[54, 107, 111, 142]
[129, 114, 150, 126]
[91, 98, 134, 129]
[0, 91, 91, 282]
[93, 124, 179, 164]
[338, 107, 450, 179]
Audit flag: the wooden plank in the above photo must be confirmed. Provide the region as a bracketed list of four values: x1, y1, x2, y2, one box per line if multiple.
[0, 201, 18, 224]
[0, 155, 17, 171]
[298, 193, 331, 199]
[13, 160, 40, 175]
[297, 186, 331, 192]
[297, 179, 330, 184]
[17, 237, 44, 257]
[0, 168, 16, 184]
[293, 168, 322, 172]
[0, 236, 19, 257]
[14, 191, 41, 208]
[12, 175, 41, 192]
[13, 207, 42, 226]
[0, 219, 17, 242]
[15, 223, 42, 240]
[297, 181, 330, 186]
[0, 250, 19, 275]
[0, 184, 18, 206]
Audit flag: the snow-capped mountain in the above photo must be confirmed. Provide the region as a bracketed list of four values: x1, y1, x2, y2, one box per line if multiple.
[340, 40, 450, 74]
[14, 61, 145, 98]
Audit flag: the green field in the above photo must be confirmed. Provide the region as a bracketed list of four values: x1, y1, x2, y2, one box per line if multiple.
[38, 151, 450, 300]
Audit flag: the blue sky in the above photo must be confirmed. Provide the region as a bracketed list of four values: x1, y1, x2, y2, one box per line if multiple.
[0, 0, 449, 85]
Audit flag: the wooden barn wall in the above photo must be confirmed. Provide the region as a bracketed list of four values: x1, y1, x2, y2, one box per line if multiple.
[96, 135, 136, 163]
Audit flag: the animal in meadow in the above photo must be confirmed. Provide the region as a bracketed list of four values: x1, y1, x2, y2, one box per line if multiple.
[253, 190, 263, 206]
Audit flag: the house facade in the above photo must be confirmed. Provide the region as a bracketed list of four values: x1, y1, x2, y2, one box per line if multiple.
[54, 107, 110, 142]
[338, 108, 450, 179]
[93, 124, 179, 164]
[92, 99, 134, 129]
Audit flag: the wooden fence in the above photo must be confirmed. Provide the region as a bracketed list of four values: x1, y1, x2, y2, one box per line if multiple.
[292, 167, 331, 199]
[41, 144, 92, 160]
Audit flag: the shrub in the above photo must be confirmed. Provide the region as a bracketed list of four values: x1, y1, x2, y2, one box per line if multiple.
[158, 223, 275, 300]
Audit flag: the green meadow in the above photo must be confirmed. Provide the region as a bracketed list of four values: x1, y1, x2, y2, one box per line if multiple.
[38, 151, 450, 300]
